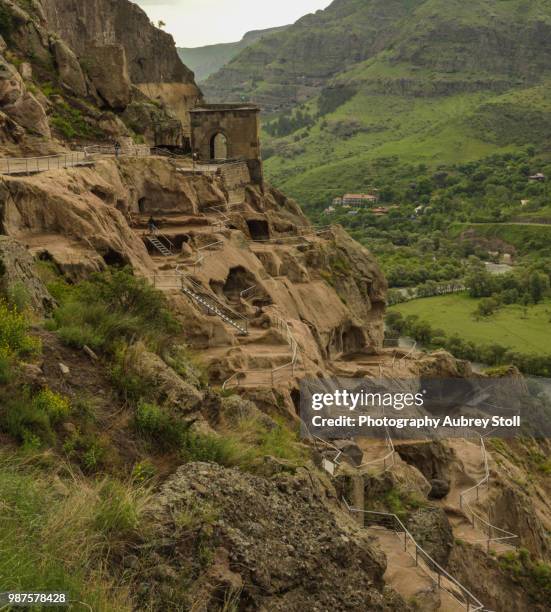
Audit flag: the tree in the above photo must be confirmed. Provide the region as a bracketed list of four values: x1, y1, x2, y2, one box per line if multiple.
[529, 271, 549, 304]
[157, 20, 166, 29]
[465, 268, 494, 298]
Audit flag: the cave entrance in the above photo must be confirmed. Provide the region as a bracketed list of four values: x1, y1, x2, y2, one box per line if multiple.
[246, 219, 270, 241]
[210, 132, 228, 160]
[102, 249, 126, 268]
[220, 266, 257, 303]
[291, 388, 301, 415]
[138, 197, 147, 214]
[342, 326, 366, 355]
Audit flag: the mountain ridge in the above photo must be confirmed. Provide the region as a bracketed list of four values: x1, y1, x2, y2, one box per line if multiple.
[178, 25, 289, 82]
[203, 0, 551, 209]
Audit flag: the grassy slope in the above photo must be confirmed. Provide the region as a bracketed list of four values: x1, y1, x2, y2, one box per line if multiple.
[177, 26, 289, 82]
[246, 0, 551, 209]
[390, 293, 551, 353]
[264, 88, 518, 208]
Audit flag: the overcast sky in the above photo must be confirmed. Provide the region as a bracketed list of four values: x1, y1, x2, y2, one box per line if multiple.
[134, 0, 332, 47]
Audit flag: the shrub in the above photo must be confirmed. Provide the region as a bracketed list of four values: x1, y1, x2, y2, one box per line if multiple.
[0, 299, 40, 357]
[110, 343, 152, 404]
[33, 388, 71, 424]
[132, 461, 156, 483]
[1, 389, 71, 447]
[63, 432, 106, 473]
[0, 346, 13, 384]
[50, 268, 179, 354]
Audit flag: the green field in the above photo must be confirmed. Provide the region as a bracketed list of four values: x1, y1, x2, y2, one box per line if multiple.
[390, 293, 551, 354]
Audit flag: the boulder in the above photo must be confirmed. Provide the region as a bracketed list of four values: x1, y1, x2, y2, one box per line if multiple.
[51, 37, 87, 97]
[82, 44, 131, 110]
[333, 439, 364, 467]
[125, 343, 202, 415]
[406, 507, 454, 567]
[0, 236, 54, 314]
[0, 56, 50, 137]
[18, 62, 32, 80]
[428, 478, 450, 500]
[140, 462, 401, 611]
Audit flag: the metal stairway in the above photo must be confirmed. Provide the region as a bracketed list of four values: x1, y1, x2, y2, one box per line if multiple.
[180, 277, 249, 336]
[147, 234, 172, 257]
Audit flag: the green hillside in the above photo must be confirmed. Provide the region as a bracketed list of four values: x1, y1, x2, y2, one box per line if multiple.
[204, 0, 551, 210]
[177, 25, 289, 82]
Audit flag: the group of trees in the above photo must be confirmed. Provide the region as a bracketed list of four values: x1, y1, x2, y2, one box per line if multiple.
[465, 262, 551, 318]
[386, 311, 551, 377]
[264, 109, 315, 138]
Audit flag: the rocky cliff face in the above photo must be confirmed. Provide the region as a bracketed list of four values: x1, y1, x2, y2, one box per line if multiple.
[0, 0, 201, 151]
[0, 156, 387, 394]
[40, 0, 202, 130]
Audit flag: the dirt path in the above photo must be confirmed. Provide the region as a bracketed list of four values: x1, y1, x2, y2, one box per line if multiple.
[370, 527, 465, 611]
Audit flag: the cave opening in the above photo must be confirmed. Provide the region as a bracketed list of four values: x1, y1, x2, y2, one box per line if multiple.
[246, 219, 270, 241]
[291, 388, 301, 415]
[342, 326, 366, 355]
[102, 249, 126, 268]
[138, 197, 147, 214]
[220, 266, 257, 303]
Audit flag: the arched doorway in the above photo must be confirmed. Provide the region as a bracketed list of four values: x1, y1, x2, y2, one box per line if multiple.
[210, 132, 228, 160]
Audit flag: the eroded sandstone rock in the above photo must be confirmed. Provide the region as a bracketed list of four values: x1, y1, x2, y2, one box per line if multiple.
[0, 55, 50, 137]
[51, 37, 87, 97]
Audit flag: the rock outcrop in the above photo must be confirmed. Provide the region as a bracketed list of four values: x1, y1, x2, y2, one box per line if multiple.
[39, 0, 203, 130]
[81, 43, 131, 110]
[50, 37, 87, 97]
[140, 462, 408, 611]
[0, 55, 50, 138]
[0, 235, 54, 313]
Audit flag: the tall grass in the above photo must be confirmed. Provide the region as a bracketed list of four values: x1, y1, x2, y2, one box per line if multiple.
[0, 452, 149, 610]
[48, 268, 179, 354]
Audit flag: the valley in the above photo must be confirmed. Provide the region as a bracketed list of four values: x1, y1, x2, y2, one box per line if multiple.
[0, 0, 549, 611]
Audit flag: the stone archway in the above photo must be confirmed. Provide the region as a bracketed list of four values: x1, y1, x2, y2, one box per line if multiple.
[210, 132, 228, 160]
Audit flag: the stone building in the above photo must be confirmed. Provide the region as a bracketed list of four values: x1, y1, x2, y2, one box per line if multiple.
[190, 104, 263, 184]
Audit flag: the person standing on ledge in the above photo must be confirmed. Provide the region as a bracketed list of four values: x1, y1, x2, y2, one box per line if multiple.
[148, 216, 156, 234]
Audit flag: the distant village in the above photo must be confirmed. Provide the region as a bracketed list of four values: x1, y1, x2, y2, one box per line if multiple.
[323, 192, 398, 216]
[324, 171, 546, 217]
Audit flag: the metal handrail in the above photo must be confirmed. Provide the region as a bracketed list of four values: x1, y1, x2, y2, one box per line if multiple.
[193, 240, 224, 270]
[148, 225, 175, 251]
[182, 276, 248, 326]
[0, 152, 89, 174]
[222, 311, 300, 390]
[357, 427, 396, 470]
[83, 144, 151, 158]
[343, 498, 485, 612]
[239, 285, 257, 299]
[459, 436, 518, 551]
[247, 225, 335, 245]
